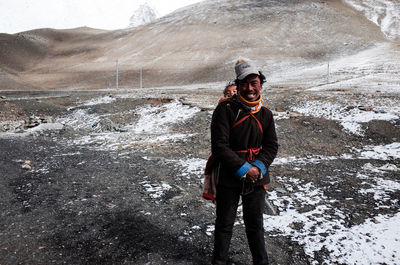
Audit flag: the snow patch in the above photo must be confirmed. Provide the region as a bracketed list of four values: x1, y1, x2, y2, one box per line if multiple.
[142, 182, 172, 199]
[80, 95, 116, 106]
[273, 156, 337, 165]
[177, 158, 206, 178]
[358, 142, 400, 160]
[58, 109, 101, 130]
[291, 101, 398, 135]
[324, 213, 400, 265]
[58, 99, 200, 151]
[363, 162, 399, 173]
[129, 99, 199, 134]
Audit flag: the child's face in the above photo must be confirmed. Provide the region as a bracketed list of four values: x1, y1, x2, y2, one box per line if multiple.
[224, 85, 237, 97]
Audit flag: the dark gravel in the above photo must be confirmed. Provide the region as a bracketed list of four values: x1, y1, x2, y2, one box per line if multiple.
[0, 89, 399, 265]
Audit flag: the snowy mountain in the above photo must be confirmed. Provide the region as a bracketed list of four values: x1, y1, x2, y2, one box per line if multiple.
[343, 0, 400, 41]
[128, 3, 158, 28]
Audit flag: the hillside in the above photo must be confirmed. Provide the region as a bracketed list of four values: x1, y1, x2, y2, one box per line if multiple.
[0, 0, 394, 90]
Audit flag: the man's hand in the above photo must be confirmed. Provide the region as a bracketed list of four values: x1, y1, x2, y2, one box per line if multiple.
[246, 166, 260, 182]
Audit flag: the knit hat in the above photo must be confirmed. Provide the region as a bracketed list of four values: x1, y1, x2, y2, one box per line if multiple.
[234, 59, 260, 80]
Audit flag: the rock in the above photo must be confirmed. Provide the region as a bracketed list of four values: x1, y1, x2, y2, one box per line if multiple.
[288, 112, 304, 118]
[114, 127, 128, 132]
[363, 163, 374, 170]
[27, 122, 39, 128]
[92, 118, 116, 132]
[275, 187, 286, 193]
[23, 116, 47, 128]
[106, 203, 117, 209]
[264, 198, 278, 215]
[345, 106, 356, 111]
[21, 164, 31, 170]
[21, 160, 32, 170]
[380, 164, 398, 172]
[358, 106, 373, 111]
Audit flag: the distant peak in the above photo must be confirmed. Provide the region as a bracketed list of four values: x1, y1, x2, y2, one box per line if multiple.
[128, 3, 159, 28]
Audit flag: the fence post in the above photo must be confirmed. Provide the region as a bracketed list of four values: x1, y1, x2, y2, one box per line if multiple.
[140, 68, 143, 89]
[327, 62, 330, 83]
[116, 60, 119, 89]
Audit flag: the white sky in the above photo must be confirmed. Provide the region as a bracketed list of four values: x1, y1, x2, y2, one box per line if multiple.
[0, 0, 204, 34]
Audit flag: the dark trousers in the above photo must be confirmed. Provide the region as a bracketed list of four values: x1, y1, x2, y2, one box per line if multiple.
[212, 185, 269, 265]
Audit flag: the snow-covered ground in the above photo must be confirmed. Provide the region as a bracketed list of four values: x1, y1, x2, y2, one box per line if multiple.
[57, 99, 201, 151]
[110, 87, 399, 264]
[1, 66, 399, 264]
[268, 42, 400, 92]
[261, 167, 400, 264]
[94, 93, 398, 264]
[174, 143, 399, 264]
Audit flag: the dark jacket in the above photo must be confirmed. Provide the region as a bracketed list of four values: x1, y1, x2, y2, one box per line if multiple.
[211, 97, 278, 188]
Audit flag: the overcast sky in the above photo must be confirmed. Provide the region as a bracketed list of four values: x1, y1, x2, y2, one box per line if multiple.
[0, 0, 204, 34]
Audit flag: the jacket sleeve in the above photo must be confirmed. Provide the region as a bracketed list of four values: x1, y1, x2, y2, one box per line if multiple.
[252, 109, 278, 175]
[211, 103, 250, 179]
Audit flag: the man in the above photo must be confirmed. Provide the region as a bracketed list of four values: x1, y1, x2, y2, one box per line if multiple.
[210, 59, 278, 265]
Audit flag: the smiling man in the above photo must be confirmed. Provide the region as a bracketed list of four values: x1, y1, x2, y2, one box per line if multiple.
[210, 59, 278, 265]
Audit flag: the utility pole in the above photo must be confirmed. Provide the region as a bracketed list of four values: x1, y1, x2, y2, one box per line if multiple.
[327, 62, 330, 83]
[140, 68, 143, 89]
[116, 60, 119, 89]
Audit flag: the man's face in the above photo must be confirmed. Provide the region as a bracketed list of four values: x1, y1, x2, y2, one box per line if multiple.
[224, 85, 237, 97]
[238, 74, 262, 102]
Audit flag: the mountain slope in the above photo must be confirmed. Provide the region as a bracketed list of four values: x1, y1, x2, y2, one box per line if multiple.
[0, 0, 395, 90]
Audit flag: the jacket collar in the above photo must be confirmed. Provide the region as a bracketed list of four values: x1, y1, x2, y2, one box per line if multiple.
[236, 93, 263, 114]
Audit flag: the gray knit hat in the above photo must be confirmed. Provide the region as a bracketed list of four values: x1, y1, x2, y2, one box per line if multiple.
[234, 59, 260, 80]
